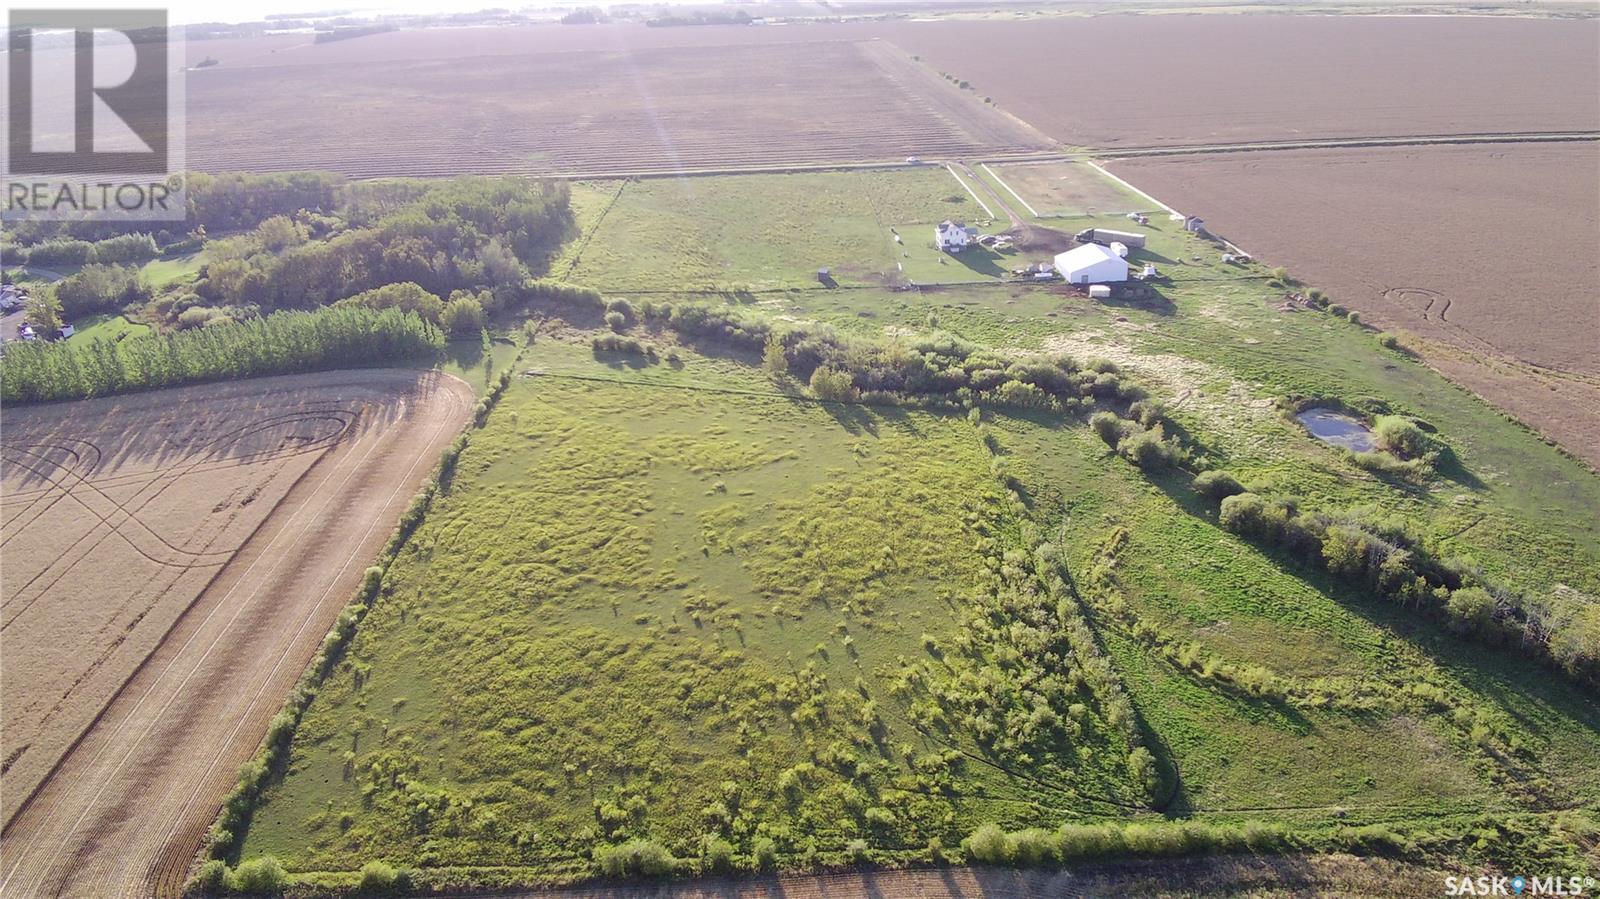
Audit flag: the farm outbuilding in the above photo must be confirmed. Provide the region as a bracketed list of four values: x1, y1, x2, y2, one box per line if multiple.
[1054, 243, 1129, 285]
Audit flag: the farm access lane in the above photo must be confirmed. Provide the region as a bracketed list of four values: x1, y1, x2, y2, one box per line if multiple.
[425, 855, 1452, 899]
[0, 369, 474, 899]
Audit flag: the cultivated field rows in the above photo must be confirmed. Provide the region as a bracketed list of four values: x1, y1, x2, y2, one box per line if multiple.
[1108, 142, 1600, 466]
[0, 371, 472, 899]
[185, 40, 1050, 179]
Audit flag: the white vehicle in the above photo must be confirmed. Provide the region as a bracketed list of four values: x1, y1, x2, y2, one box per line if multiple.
[905, 156, 922, 165]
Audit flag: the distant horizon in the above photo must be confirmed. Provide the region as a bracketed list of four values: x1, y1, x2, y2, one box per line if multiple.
[12, 0, 800, 28]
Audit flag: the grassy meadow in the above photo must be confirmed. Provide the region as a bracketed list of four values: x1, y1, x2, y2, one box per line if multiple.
[232, 165, 1600, 886]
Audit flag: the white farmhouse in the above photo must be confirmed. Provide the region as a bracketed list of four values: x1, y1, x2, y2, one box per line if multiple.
[935, 220, 977, 252]
[1054, 243, 1129, 285]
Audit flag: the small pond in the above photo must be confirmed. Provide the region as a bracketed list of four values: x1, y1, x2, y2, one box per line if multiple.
[1296, 408, 1376, 452]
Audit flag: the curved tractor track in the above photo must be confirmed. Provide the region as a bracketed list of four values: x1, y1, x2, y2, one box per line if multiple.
[0, 369, 473, 899]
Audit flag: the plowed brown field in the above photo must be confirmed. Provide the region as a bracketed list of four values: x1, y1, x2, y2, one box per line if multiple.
[1108, 142, 1600, 465]
[874, 16, 1600, 148]
[184, 37, 1049, 178]
[0, 369, 472, 899]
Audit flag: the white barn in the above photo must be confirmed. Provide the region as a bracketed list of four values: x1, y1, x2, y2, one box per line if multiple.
[935, 220, 978, 252]
[1054, 243, 1129, 285]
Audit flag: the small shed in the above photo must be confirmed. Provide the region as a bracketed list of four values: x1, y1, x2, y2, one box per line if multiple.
[1054, 243, 1129, 285]
[1184, 216, 1206, 233]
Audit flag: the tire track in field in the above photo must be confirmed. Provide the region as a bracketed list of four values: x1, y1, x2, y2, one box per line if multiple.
[0, 371, 474, 899]
[0, 412, 355, 627]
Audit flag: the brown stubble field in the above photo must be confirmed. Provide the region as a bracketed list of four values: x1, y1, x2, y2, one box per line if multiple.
[1108, 142, 1600, 465]
[0, 370, 471, 899]
[874, 16, 1600, 148]
[183, 37, 1050, 178]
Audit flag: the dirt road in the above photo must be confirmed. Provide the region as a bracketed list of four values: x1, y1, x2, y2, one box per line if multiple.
[0, 369, 472, 899]
[454, 854, 1448, 899]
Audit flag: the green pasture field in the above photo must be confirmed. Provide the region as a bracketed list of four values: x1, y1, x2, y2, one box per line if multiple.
[232, 166, 1599, 884]
[140, 250, 208, 288]
[565, 169, 997, 292]
[436, 336, 523, 397]
[64, 312, 152, 345]
[242, 345, 1165, 872]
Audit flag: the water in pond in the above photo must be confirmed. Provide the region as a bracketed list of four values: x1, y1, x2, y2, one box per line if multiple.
[1296, 408, 1376, 452]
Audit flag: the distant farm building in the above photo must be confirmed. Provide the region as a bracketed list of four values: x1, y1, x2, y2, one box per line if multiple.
[935, 220, 978, 252]
[1055, 243, 1129, 285]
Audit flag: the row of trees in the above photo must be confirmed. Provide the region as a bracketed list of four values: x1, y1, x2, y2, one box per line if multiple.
[0, 306, 443, 403]
[1212, 489, 1598, 685]
[6, 232, 158, 267]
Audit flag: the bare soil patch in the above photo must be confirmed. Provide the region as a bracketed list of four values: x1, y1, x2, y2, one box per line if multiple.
[875, 16, 1599, 147]
[181, 38, 1047, 178]
[1109, 142, 1600, 465]
[0, 369, 471, 899]
[991, 160, 1152, 217]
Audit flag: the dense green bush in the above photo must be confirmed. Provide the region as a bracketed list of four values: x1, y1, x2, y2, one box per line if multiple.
[1193, 470, 1245, 502]
[595, 839, 680, 877]
[592, 334, 653, 356]
[440, 295, 485, 336]
[700, 835, 735, 872]
[1090, 411, 1126, 448]
[810, 366, 857, 401]
[227, 856, 288, 894]
[355, 860, 406, 893]
[339, 282, 444, 323]
[1372, 415, 1430, 459]
[53, 263, 150, 318]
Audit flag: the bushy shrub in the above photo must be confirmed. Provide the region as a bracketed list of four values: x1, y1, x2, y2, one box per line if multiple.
[1193, 470, 1245, 502]
[846, 838, 872, 863]
[1447, 586, 1497, 635]
[753, 836, 778, 871]
[1121, 427, 1184, 470]
[1090, 411, 1125, 448]
[356, 860, 404, 893]
[595, 839, 679, 877]
[441, 296, 485, 336]
[190, 859, 228, 893]
[1127, 746, 1161, 801]
[592, 334, 652, 356]
[228, 856, 288, 894]
[810, 366, 856, 401]
[1372, 415, 1429, 459]
[700, 835, 735, 872]
[963, 823, 1012, 863]
[604, 310, 627, 332]
[520, 278, 605, 313]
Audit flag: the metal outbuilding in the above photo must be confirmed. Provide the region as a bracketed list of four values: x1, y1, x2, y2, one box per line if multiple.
[1054, 243, 1129, 285]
